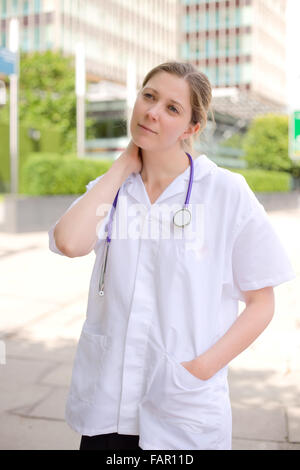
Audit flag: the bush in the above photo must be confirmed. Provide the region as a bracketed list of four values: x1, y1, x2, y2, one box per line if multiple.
[243, 113, 300, 176]
[21, 153, 114, 195]
[0, 122, 63, 192]
[223, 167, 291, 192]
[20, 152, 293, 195]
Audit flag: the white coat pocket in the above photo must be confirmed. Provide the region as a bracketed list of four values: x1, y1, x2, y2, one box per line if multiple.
[138, 353, 227, 450]
[69, 329, 109, 405]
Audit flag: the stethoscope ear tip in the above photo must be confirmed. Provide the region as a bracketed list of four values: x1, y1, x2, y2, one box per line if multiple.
[98, 291, 104, 297]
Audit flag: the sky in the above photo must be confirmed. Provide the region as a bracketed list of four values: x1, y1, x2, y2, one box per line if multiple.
[286, 0, 300, 109]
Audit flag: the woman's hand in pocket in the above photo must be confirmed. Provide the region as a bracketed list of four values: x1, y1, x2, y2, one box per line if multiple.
[181, 357, 211, 381]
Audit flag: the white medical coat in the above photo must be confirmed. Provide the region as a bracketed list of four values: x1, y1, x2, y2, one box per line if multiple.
[48, 154, 296, 450]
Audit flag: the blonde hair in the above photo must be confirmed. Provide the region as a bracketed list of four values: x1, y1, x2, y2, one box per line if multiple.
[141, 61, 214, 153]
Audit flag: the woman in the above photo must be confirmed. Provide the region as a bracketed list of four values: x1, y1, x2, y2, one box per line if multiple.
[49, 62, 295, 450]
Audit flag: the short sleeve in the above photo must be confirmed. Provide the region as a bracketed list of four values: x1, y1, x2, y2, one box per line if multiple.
[48, 174, 105, 256]
[231, 201, 296, 302]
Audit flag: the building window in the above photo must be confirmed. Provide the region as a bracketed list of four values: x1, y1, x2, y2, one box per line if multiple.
[12, 0, 18, 15]
[185, 13, 190, 32]
[205, 10, 209, 30]
[34, 26, 40, 49]
[225, 36, 230, 56]
[225, 66, 230, 85]
[34, 0, 42, 14]
[235, 7, 241, 27]
[235, 63, 241, 84]
[241, 62, 252, 83]
[215, 9, 219, 28]
[1, 0, 7, 19]
[21, 27, 29, 51]
[206, 39, 213, 58]
[45, 23, 53, 48]
[215, 37, 219, 56]
[236, 35, 240, 55]
[23, 0, 29, 16]
[241, 5, 253, 27]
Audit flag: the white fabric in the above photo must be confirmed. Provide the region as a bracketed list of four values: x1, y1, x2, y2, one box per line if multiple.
[48, 154, 296, 450]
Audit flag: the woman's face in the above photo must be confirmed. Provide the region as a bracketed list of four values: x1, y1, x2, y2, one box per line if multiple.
[130, 71, 198, 152]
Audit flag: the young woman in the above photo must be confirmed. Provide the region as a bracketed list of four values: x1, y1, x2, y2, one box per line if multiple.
[49, 62, 295, 450]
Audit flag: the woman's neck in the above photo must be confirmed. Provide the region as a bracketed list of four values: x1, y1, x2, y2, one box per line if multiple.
[140, 147, 191, 189]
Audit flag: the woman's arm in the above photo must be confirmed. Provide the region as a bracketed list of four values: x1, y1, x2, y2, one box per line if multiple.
[182, 286, 275, 380]
[54, 141, 142, 258]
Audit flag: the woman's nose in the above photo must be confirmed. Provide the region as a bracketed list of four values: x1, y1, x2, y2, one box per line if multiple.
[146, 104, 160, 120]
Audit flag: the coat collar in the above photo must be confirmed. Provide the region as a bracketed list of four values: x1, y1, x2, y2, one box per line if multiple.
[123, 154, 217, 205]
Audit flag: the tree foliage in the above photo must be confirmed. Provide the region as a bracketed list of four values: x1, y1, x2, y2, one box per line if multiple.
[0, 50, 92, 153]
[243, 114, 300, 178]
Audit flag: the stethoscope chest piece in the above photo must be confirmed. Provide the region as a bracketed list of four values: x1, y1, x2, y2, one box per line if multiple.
[173, 207, 192, 228]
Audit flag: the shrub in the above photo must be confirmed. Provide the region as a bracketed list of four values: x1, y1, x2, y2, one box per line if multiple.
[21, 153, 113, 195]
[243, 114, 295, 173]
[223, 167, 291, 192]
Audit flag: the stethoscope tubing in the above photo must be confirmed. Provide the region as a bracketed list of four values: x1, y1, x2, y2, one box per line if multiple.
[98, 152, 194, 295]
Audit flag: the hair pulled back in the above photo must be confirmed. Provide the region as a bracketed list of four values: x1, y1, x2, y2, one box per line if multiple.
[141, 61, 214, 152]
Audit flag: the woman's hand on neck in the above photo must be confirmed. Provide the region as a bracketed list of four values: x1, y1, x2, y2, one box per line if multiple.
[140, 144, 191, 189]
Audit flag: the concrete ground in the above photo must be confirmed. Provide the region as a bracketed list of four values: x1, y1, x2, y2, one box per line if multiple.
[0, 208, 300, 450]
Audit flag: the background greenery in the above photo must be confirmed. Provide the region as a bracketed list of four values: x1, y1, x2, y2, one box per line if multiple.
[220, 114, 300, 180]
[19, 152, 292, 196]
[0, 122, 61, 192]
[21, 153, 113, 195]
[0, 50, 94, 153]
[0, 50, 299, 195]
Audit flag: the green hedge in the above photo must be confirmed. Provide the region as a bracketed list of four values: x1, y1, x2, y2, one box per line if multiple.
[0, 123, 10, 192]
[21, 153, 114, 195]
[222, 167, 291, 192]
[0, 122, 62, 192]
[20, 152, 292, 196]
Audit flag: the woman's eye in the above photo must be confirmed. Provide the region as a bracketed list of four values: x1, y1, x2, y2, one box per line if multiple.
[169, 105, 179, 114]
[143, 93, 178, 114]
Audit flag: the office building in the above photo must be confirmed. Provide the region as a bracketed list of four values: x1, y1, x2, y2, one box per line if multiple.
[180, 0, 287, 106]
[0, 0, 178, 85]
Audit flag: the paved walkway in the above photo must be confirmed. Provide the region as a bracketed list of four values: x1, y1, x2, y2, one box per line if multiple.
[0, 209, 300, 450]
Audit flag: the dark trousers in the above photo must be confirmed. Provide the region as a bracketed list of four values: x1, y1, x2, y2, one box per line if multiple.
[80, 432, 142, 450]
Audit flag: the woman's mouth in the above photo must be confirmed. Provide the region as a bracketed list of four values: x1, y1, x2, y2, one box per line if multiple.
[138, 124, 157, 134]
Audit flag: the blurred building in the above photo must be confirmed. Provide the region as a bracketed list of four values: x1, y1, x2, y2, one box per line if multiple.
[0, 0, 289, 163]
[180, 0, 287, 106]
[0, 0, 178, 85]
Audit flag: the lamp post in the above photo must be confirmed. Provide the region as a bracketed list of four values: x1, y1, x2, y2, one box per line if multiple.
[9, 18, 19, 194]
[76, 42, 86, 158]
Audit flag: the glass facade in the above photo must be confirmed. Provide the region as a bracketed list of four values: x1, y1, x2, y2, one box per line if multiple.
[0, 0, 178, 85]
[183, 5, 252, 32]
[181, 0, 254, 87]
[0, 0, 43, 18]
[1, 0, 7, 18]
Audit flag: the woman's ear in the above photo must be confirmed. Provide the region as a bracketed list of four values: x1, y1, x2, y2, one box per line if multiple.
[179, 122, 201, 142]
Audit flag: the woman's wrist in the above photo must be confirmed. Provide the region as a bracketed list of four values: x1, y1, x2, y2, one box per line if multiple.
[109, 153, 135, 182]
[193, 354, 214, 380]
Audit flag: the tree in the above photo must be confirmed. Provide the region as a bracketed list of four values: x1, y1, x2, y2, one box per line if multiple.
[243, 114, 300, 178]
[0, 50, 92, 153]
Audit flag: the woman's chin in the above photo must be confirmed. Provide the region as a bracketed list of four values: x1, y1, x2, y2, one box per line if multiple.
[131, 134, 153, 150]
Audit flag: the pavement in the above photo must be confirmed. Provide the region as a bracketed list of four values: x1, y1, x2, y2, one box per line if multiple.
[0, 208, 300, 450]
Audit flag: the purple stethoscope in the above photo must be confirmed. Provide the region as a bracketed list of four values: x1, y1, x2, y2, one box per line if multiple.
[98, 151, 194, 296]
